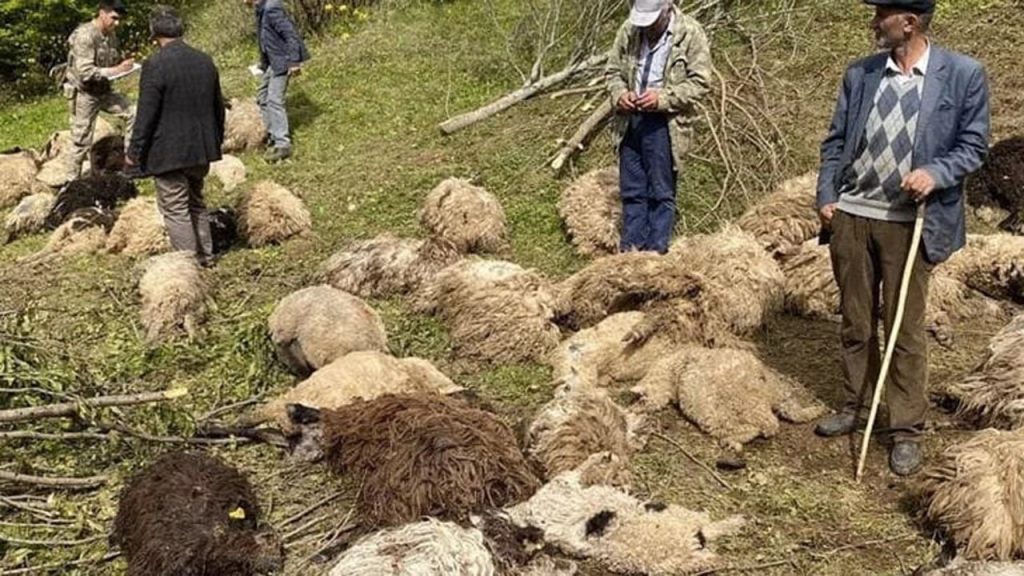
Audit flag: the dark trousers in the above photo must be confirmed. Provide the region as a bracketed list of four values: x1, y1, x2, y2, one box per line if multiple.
[154, 165, 214, 260]
[619, 114, 676, 254]
[829, 210, 931, 440]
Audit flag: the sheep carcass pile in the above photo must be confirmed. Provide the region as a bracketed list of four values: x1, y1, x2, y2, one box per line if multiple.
[734, 171, 819, 257]
[943, 313, 1024, 429]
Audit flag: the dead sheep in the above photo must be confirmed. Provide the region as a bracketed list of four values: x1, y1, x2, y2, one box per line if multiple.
[268, 285, 388, 376]
[526, 385, 645, 486]
[734, 171, 820, 257]
[258, 350, 463, 436]
[105, 196, 171, 256]
[4, 192, 55, 244]
[320, 233, 461, 299]
[942, 234, 1024, 303]
[138, 251, 208, 344]
[237, 181, 312, 247]
[780, 239, 839, 320]
[89, 134, 125, 174]
[223, 98, 266, 153]
[210, 154, 247, 192]
[35, 119, 117, 187]
[966, 136, 1024, 234]
[922, 560, 1024, 575]
[285, 393, 540, 527]
[632, 346, 826, 451]
[419, 177, 508, 253]
[112, 451, 283, 576]
[557, 167, 621, 258]
[0, 150, 41, 210]
[45, 173, 138, 229]
[918, 429, 1024, 561]
[505, 459, 745, 575]
[943, 314, 1024, 429]
[209, 207, 239, 254]
[669, 226, 786, 336]
[417, 259, 562, 364]
[21, 207, 114, 264]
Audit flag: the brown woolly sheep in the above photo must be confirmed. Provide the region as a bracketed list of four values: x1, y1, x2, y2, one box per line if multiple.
[632, 346, 826, 451]
[267, 285, 389, 376]
[209, 154, 247, 192]
[420, 177, 508, 253]
[923, 560, 1024, 575]
[106, 196, 171, 256]
[320, 234, 461, 298]
[4, 191, 55, 244]
[21, 207, 114, 264]
[735, 171, 820, 257]
[505, 459, 745, 575]
[258, 350, 463, 435]
[557, 167, 621, 258]
[112, 451, 283, 576]
[919, 429, 1024, 561]
[138, 251, 208, 344]
[0, 150, 40, 209]
[943, 234, 1024, 303]
[417, 259, 562, 364]
[223, 98, 266, 153]
[285, 393, 540, 527]
[944, 314, 1024, 429]
[966, 136, 1024, 234]
[237, 181, 312, 247]
[329, 518, 496, 575]
[35, 119, 117, 187]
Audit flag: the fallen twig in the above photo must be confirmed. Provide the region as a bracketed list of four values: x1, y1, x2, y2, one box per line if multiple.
[0, 431, 110, 442]
[0, 533, 105, 547]
[278, 490, 346, 528]
[0, 388, 188, 424]
[652, 432, 733, 490]
[0, 470, 108, 490]
[0, 551, 121, 575]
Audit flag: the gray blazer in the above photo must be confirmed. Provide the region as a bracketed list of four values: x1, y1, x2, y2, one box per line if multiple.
[255, 0, 310, 76]
[817, 44, 990, 264]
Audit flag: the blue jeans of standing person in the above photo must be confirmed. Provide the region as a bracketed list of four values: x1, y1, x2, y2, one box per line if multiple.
[257, 69, 291, 150]
[619, 113, 676, 254]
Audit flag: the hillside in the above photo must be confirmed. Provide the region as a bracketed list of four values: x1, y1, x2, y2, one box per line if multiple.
[2, 0, 1023, 574]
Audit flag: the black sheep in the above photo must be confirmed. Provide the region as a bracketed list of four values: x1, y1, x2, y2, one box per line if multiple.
[111, 451, 284, 576]
[89, 135, 126, 174]
[45, 173, 138, 229]
[209, 207, 239, 254]
[967, 136, 1024, 234]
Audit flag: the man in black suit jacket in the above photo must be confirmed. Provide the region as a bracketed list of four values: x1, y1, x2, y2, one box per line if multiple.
[127, 5, 225, 266]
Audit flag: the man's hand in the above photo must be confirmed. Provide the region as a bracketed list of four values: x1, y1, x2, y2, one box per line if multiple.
[616, 92, 637, 112]
[819, 202, 838, 226]
[287, 65, 302, 77]
[117, 58, 135, 74]
[636, 90, 660, 111]
[902, 168, 937, 202]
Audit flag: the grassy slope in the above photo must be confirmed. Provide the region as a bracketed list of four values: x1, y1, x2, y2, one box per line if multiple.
[1, 0, 1022, 574]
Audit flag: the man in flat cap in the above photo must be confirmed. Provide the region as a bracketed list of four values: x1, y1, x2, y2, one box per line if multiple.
[814, 0, 989, 475]
[64, 0, 136, 181]
[605, 0, 712, 254]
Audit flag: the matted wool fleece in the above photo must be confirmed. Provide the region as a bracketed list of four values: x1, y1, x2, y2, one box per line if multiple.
[260, 350, 462, 434]
[558, 167, 621, 258]
[942, 234, 1024, 303]
[35, 119, 117, 187]
[0, 150, 40, 209]
[734, 171, 819, 257]
[28, 211, 110, 262]
[321, 393, 540, 527]
[4, 192, 55, 243]
[944, 314, 1024, 429]
[222, 98, 265, 153]
[267, 285, 388, 376]
[632, 346, 826, 450]
[237, 181, 311, 247]
[320, 234, 461, 299]
[210, 154, 247, 192]
[420, 178, 507, 253]
[138, 251, 208, 344]
[919, 429, 1024, 561]
[329, 518, 495, 576]
[106, 197, 171, 256]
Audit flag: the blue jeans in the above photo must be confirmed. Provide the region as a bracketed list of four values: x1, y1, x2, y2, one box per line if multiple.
[257, 69, 291, 149]
[619, 114, 676, 254]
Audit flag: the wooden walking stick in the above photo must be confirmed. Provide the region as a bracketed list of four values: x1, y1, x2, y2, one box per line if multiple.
[855, 202, 927, 482]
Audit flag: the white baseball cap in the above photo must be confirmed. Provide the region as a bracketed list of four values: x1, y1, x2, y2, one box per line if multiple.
[630, 0, 669, 27]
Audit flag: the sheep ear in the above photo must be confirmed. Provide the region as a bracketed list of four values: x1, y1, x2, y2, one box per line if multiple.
[286, 403, 321, 425]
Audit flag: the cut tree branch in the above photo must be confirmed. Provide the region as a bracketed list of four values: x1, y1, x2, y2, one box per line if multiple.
[0, 388, 188, 424]
[0, 470, 108, 489]
[550, 99, 613, 172]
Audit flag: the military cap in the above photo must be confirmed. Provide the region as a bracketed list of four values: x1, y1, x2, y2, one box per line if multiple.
[99, 0, 128, 14]
[862, 0, 935, 13]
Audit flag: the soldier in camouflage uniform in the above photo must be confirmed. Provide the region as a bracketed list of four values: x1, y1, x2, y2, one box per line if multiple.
[605, 0, 712, 253]
[64, 0, 136, 180]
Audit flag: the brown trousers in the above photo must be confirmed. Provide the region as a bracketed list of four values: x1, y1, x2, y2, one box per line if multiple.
[154, 165, 213, 260]
[829, 210, 931, 439]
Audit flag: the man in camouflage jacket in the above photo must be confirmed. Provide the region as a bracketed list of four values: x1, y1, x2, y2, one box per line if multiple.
[605, 0, 712, 253]
[63, 0, 136, 181]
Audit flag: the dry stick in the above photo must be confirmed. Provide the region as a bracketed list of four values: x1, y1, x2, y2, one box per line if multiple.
[0, 533, 105, 547]
[92, 421, 251, 446]
[0, 431, 110, 441]
[197, 396, 264, 423]
[282, 513, 332, 544]
[652, 432, 732, 490]
[0, 388, 188, 424]
[438, 52, 609, 135]
[0, 551, 121, 576]
[0, 470, 108, 489]
[550, 99, 613, 172]
[278, 490, 346, 528]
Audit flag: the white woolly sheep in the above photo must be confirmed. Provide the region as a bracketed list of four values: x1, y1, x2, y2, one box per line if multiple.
[943, 313, 1024, 429]
[106, 196, 171, 256]
[417, 259, 562, 364]
[258, 350, 462, 434]
[35, 119, 117, 188]
[320, 234, 461, 299]
[557, 167, 621, 258]
[4, 191, 55, 243]
[209, 154, 247, 192]
[941, 234, 1024, 303]
[420, 178, 507, 254]
[632, 346, 826, 451]
[734, 171, 820, 258]
[330, 518, 495, 576]
[22, 207, 113, 264]
[919, 429, 1024, 561]
[222, 98, 266, 154]
[237, 181, 312, 247]
[268, 285, 389, 376]
[138, 251, 209, 344]
[0, 150, 40, 209]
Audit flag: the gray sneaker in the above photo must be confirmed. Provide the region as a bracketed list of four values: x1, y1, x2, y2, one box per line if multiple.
[889, 441, 923, 476]
[264, 146, 292, 163]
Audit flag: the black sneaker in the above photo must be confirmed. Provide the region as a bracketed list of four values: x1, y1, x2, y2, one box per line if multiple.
[814, 412, 862, 437]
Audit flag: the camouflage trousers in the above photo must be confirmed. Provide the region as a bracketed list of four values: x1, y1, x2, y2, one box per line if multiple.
[67, 88, 135, 180]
